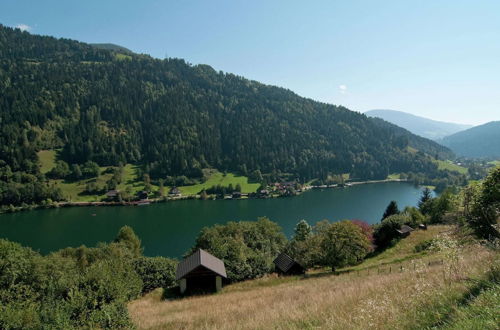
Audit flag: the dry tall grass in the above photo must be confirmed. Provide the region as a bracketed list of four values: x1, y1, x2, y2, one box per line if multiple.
[128, 227, 495, 330]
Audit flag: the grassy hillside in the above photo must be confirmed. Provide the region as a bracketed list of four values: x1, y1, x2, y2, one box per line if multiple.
[434, 160, 468, 175]
[37, 150, 57, 174]
[178, 171, 259, 195]
[37, 151, 258, 201]
[128, 226, 498, 329]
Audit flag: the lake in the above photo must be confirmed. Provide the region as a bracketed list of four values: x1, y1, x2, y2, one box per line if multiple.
[0, 182, 426, 258]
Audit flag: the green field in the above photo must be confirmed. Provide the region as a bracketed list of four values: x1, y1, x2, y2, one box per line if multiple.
[37, 150, 57, 174]
[488, 160, 500, 167]
[178, 171, 260, 195]
[435, 160, 468, 174]
[36, 151, 257, 201]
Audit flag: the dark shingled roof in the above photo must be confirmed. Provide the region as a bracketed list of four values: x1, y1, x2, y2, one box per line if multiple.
[273, 253, 303, 273]
[176, 249, 227, 280]
[396, 225, 414, 234]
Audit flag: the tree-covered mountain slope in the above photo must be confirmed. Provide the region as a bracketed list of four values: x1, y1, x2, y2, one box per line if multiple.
[90, 43, 134, 54]
[365, 109, 472, 140]
[438, 121, 500, 158]
[0, 24, 452, 185]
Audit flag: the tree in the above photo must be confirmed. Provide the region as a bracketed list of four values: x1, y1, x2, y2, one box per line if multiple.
[81, 161, 100, 178]
[114, 226, 143, 257]
[382, 200, 399, 220]
[133, 256, 177, 293]
[469, 167, 500, 238]
[48, 160, 70, 179]
[373, 214, 410, 249]
[319, 221, 370, 271]
[71, 164, 82, 180]
[143, 174, 151, 192]
[293, 220, 312, 241]
[418, 187, 433, 210]
[190, 217, 286, 281]
[158, 178, 165, 197]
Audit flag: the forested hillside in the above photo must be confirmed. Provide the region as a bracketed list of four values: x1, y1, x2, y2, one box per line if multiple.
[0, 25, 455, 206]
[439, 121, 500, 158]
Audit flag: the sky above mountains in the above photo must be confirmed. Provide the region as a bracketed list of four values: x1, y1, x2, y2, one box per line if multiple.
[2, 0, 499, 125]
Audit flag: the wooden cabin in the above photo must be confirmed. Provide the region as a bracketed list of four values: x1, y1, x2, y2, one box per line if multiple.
[169, 187, 181, 196]
[176, 249, 227, 294]
[137, 190, 148, 200]
[273, 253, 305, 275]
[396, 225, 414, 238]
[105, 190, 119, 201]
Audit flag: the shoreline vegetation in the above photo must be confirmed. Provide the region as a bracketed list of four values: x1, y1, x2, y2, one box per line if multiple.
[0, 178, 409, 214]
[1, 166, 498, 329]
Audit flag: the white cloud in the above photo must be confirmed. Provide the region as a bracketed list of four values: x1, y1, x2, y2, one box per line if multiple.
[339, 85, 347, 94]
[15, 24, 32, 32]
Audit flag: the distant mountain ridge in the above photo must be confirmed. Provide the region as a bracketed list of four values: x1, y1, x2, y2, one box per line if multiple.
[438, 121, 500, 158]
[90, 43, 134, 54]
[365, 109, 473, 140]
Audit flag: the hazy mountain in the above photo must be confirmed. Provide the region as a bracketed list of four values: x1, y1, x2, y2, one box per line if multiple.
[438, 121, 500, 158]
[365, 109, 472, 140]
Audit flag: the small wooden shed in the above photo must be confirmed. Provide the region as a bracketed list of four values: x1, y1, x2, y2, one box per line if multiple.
[396, 225, 414, 238]
[176, 249, 227, 294]
[273, 253, 305, 275]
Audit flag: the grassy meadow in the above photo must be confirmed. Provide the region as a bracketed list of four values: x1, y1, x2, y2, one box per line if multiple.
[36, 150, 259, 202]
[128, 226, 499, 329]
[434, 160, 468, 175]
[178, 170, 260, 195]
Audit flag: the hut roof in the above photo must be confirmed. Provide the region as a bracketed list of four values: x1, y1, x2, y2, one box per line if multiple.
[397, 225, 414, 234]
[106, 190, 119, 197]
[273, 253, 303, 273]
[176, 249, 227, 280]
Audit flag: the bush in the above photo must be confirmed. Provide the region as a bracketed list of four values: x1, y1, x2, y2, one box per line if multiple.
[373, 214, 411, 249]
[414, 239, 436, 253]
[134, 257, 178, 293]
[0, 226, 148, 329]
[190, 217, 287, 281]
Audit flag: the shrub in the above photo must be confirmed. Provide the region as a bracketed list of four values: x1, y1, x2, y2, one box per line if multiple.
[318, 220, 371, 271]
[373, 213, 411, 249]
[189, 217, 287, 281]
[133, 256, 178, 293]
[414, 239, 436, 253]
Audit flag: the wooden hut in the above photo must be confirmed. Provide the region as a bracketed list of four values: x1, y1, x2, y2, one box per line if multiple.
[176, 249, 227, 294]
[396, 225, 414, 238]
[169, 187, 181, 196]
[273, 253, 305, 275]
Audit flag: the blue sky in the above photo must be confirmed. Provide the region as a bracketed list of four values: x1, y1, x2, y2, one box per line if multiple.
[2, 0, 499, 125]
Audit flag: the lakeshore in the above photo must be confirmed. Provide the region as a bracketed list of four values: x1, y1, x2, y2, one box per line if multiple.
[0, 181, 424, 257]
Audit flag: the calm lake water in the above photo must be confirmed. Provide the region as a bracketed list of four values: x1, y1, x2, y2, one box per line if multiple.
[0, 182, 425, 258]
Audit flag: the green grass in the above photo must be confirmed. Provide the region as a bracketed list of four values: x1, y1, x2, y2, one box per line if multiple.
[439, 283, 500, 329]
[488, 160, 500, 167]
[37, 150, 57, 174]
[434, 160, 468, 174]
[178, 171, 259, 195]
[387, 173, 401, 180]
[36, 151, 259, 201]
[114, 53, 132, 61]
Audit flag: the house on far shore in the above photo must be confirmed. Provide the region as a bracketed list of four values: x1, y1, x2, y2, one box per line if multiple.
[273, 253, 306, 275]
[396, 225, 414, 238]
[169, 187, 181, 196]
[137, 190, 148, 200]
[106, 190, 119, 201]
[176, 249, 227, 295]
